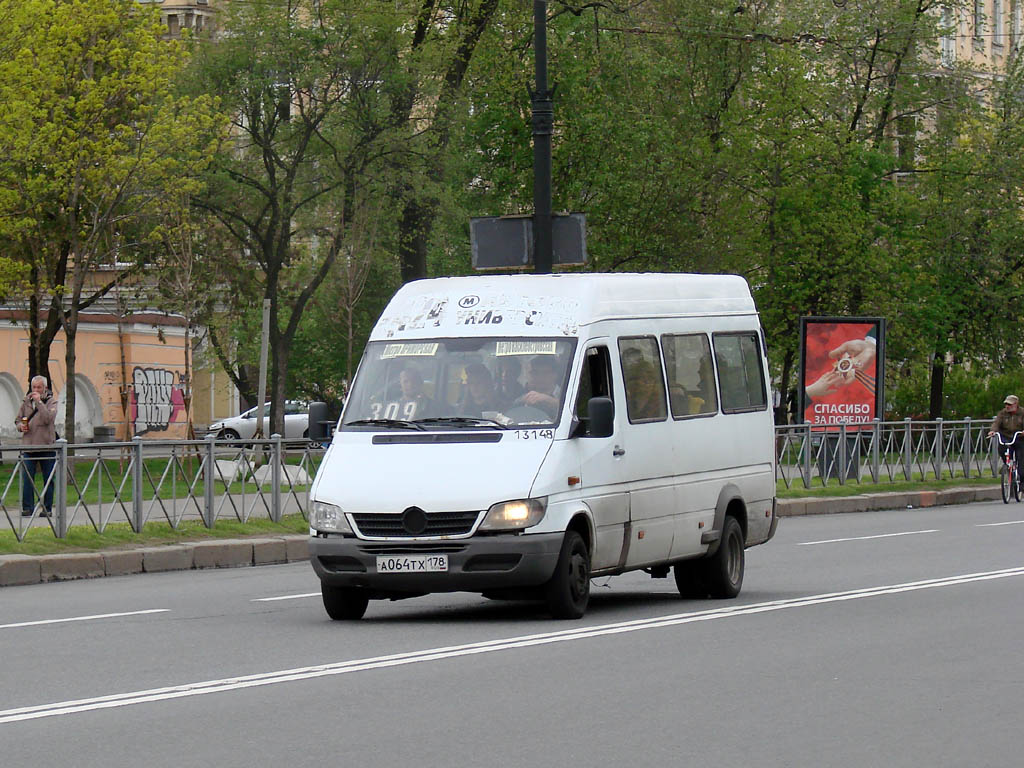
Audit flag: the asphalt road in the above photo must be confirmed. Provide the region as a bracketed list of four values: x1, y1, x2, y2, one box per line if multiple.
[3, 500, 1024, 768]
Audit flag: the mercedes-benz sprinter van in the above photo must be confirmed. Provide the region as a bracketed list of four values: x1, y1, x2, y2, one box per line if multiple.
[308, 273, 777, 619]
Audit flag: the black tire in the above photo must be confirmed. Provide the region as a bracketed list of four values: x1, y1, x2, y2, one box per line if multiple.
[544, 531, 590, 619]
[219, 429, 240, 441]
[703, 516, 745, 599]
[1002, 463, 1011, 504]
[1015, 466, 1021, 502]
[322, 584, 369, 620]
[672, 560, 708, 599]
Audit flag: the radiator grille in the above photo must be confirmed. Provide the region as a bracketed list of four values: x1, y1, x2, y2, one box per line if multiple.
[351, 510, 480, 538]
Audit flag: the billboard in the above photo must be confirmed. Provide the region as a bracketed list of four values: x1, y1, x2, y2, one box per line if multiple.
[798, 316, 885, 429]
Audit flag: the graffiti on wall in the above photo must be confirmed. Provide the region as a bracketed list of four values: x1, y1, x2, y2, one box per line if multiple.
[130, 367, 187, 435]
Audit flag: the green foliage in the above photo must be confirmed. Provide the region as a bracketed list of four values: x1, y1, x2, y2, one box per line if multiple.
[888, 365, 1024, 421]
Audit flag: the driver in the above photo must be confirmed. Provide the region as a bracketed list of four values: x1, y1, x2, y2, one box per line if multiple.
[516, 355, 561, 418]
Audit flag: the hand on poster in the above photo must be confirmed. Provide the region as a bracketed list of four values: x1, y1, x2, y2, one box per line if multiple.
[805, 370, 846, 399]
[828, 338, 876, 372]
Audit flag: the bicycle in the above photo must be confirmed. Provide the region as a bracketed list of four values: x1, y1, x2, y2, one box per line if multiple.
[992, 431, 1024, 504]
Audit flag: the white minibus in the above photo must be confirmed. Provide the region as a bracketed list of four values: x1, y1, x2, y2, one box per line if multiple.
[308, 273, 778, 619]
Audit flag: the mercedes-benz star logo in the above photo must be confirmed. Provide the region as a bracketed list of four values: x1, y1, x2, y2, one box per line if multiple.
[401, 506, 428, 535]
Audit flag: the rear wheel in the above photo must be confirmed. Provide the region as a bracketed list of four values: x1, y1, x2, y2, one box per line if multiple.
[544, 531, 590, 619]
[322, 584, 369, 620]
[1002, 463, 1011, 504]
[703, 516, 745, 599]
[672, 560, 708, 599]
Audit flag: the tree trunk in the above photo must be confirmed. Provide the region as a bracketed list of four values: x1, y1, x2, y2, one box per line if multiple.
[398, 197, 430, 282]
[928, 357, 944, 419]
[269, 331, 292, 438]
[64, 320, 78, 445]
[117, 311, 133, 440]
[779, 347, 795, 424]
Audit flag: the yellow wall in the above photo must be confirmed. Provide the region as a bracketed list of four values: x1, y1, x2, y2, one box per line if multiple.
[0, 314, 233, 441]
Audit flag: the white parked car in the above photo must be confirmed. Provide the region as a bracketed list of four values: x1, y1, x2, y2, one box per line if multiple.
[209, 401, 309, 441]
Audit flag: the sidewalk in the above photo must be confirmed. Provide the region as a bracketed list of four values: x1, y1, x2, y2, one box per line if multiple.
[0, 484, 1005, 587]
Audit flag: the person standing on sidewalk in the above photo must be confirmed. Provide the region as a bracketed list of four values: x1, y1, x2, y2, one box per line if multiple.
[16, 375, 58, 517]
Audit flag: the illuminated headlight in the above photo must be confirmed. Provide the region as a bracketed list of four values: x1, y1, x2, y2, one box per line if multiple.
[479, 498, 547, 531]
[310, 501, 352, 533]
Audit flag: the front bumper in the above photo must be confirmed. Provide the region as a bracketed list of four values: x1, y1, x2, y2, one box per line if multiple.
[309, 531, 564, 594]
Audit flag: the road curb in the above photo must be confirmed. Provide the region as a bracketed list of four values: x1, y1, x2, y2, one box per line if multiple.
[778, 485, 1002, 516]
[0, 534, 309, 587]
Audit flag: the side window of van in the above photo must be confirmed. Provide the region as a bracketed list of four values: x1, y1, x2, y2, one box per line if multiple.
[713, 332, 768, 413]
[661, 334, 718, 418]
[618, 337, 668, 423]
[574, 346, 613, 436]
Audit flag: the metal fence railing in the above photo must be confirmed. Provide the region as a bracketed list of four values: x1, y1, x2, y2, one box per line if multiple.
[1, 434, 326, 542]
[1, 419, 1003, 541]
[775, 418, 1000, 490]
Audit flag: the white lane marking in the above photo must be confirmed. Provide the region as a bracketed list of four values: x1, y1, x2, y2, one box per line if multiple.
[796, 529, 939, 546]
[0, 609, 169, 630]
[4, 566, 1024, 725]
[977, 520, 1024, 527]
[252, 593, 319, 602]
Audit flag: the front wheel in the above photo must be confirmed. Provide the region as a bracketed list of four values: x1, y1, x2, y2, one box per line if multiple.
[1014, 465, 1022, 503]
[322, 584, 369, 620]
[1002, 463, 1011, 504]
[544, 531, 590, 619]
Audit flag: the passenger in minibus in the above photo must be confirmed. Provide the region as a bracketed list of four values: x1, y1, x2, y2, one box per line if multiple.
[496, 357, 525, 402]
[398, 366, 435, 419]
[459, 363, 501, 417]
[624, 359, 666, 420]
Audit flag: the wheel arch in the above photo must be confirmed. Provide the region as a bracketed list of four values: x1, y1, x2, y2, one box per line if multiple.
[565, 511, 594, 555]
[710, 485, 748, 555]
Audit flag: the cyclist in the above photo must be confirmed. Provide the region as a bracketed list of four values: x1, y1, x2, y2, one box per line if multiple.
[988, 394, 1024, 462]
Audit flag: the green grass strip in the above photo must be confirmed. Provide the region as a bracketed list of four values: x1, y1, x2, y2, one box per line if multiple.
[778, 475, 999, 499]
[0, 514, 309, 556]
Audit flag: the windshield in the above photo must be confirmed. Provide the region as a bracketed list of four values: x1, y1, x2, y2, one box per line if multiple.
[342, 337, 577, 429]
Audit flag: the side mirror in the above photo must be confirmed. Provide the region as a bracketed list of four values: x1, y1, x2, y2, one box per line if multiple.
[587, 397, 614, 438]
[308, 401, 330, 442]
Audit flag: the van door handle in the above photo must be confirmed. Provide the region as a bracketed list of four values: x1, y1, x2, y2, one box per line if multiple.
[613, 446, 625, 457]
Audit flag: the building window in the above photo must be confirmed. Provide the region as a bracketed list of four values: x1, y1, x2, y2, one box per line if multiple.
[995, 0, 1005, 44]
[1014, 0, 1023, 48]
[975, 0, 986, 39]
[941, 7, 957, 65]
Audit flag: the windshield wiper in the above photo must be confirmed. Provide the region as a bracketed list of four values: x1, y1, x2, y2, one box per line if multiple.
[414, 417, 508, 429]
[344, 418, 425, 431]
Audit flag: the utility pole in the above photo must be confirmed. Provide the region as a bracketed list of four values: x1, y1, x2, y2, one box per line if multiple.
[531, 0, 553, 274]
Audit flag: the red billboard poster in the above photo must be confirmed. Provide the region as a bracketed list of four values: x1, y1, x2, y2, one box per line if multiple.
[798, 317, 885, 429]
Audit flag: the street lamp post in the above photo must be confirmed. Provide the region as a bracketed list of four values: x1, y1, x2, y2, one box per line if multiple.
[531, 0, 553, 274]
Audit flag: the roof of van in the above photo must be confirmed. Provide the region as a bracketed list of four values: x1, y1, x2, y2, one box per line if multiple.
[370, 273, 757, 340]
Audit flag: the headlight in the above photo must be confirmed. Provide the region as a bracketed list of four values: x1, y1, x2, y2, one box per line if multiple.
[310, 501, 352, 533]
[479, 498, 546, 531]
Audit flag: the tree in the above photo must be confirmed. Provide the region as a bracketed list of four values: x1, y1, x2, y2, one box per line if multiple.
[188, 0, 408, 435]
[0, 0, 221, 441]
[392, 0, 501, 282]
